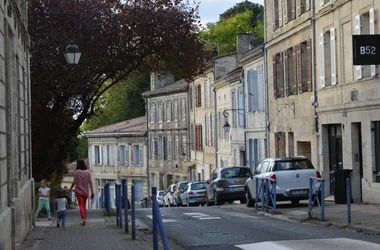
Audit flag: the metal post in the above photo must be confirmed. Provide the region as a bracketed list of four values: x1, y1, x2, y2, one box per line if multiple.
[273, 180, 277, 214]
[346, 178, 351, 224]
[116, 183, 122, 228]
[122, 180, 129, 233]
[154, 199, 170, 250]
[265, 179, 269, 212]
[261, 179, 265, 211]
[115, 183, 119, 226]
[104, 183, 110, 216]
[308, 178, 312, 219]
[255, 178, 258, 210]
[131, 185, 136, 240]
[152, 187, 158, 250]
[321, 179, 325, 221]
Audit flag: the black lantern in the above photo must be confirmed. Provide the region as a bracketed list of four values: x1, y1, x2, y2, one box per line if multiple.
[64, 41, 81, 65]
[223, 121, 231, 133]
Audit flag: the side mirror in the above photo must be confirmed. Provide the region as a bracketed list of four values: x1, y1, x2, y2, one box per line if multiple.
[206, 179, 210, 184]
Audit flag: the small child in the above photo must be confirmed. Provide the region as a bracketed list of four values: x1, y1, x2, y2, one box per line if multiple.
[35, 179, 53, 221]
[56, 189, 68, 228]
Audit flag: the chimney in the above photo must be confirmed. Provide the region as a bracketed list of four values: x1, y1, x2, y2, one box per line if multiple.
[237, 33, 256, 57]
[150, 72, 175, 91]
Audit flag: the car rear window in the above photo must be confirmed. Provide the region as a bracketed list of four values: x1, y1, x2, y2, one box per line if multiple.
[179, 183, 188, 191]
[274, 160, 314, 171]
[221, 168, 251, 178]
[190, 182, 207, 190]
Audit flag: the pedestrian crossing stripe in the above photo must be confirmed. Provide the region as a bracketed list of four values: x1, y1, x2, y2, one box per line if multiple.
[183, 212, 221, 220]
[146, 215, 177, 223]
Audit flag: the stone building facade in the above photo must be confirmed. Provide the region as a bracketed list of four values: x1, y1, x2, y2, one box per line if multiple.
[0, 1, 33, 249]
[85, 116, 148, 207]
[143, 74, 190, 190]
[315, 0, 380, 203]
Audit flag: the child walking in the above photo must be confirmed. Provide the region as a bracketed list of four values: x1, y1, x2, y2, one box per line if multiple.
[34, 179, 53, 220]
[56, 189, 67, 228]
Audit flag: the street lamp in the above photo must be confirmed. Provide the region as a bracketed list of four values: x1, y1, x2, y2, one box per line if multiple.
[64, 41, 81, 65]
[181, 142, 195, 159]
[222, 109, 244, 133]
[223, 121, 231, 133]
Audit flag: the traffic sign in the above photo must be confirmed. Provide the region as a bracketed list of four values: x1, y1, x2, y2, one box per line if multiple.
[353, 35, 380, 65]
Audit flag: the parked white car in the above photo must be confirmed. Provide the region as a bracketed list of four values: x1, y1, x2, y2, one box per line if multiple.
[163, 184, 177, 207]
[245, 157, 322, 207]
[157, 190, 165, 207]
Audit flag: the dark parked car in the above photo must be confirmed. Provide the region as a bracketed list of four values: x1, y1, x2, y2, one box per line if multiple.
[206, 166, 251, 206]
[174, 181, 189, 206]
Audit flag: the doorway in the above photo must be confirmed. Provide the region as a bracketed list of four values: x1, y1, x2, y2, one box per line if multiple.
[328, 124, 343, 195]
[352, 123, 363, 202]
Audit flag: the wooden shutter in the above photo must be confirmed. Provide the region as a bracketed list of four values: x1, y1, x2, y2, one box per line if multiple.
[125, 146, 129, 165]
[247, 70, 252, 111]
[319, 32, 325, 88]
[139, 145, 143, 166]
[251, 71, 259, 111]
[279, 0, 283, 27]
[284, 0, 288, 23]
[284, 49, 289, 96]
[131, 146, 134, 165]
[306, 0, 310, 11]
[103, 146, 108, 165]
[273, 55, 278, 99]
[307, 39, 312, 91]
[275, 133, 279, 158]
[297, 44, 303, 93]
[370, 8, 376, 77]
[198, 85, 202, 107]
[292, 0, 296, 19]
[292, 46, 298, 94]
[117, 146, 120, 165]
[109, 146, 114, 165]
[91, 146, 95, 165]
[330, 27, 337, 85]
[272, 0, 277, 30]
[355, 15, 362, 80]
[200, 125, 203, 151]
[280, 52, 285, 97]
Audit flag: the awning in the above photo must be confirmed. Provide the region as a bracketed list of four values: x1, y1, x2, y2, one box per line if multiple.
[183, 161, 196, 168]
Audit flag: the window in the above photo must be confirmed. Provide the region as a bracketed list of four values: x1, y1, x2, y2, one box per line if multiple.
[195, 125, 203, 151]
[190, 125, 194, 150]
[166, 101, 172, 122]
[275, 132, 286, 158]
[151, 137, 158, 159]
[209, 78, 214, 106]
[205, 115, 209, 146]
[204, 80, 209, 107]
[272, 0, 282, 30]
[173, 100, 179, 121]
[210, 113, 214, 146]
[218, 111, 222, 139]
[195, 85, 202, 108]
[298, 0, 310, 16]
[273, 52, 284, 98]
[221, 168, 251, 178]
[285, 47, 297, 96]
[158, 102, 164, 122]
[163, 136, 168, 160]
[94, 146, 102, 165]
[274, 159, 314, 171]
[320, 28, 336, 87]
[182, 135, 187, 156]
[174, 135, 179, 160]
[237, 87, 244, 126]
[181, 98, 186, 121]
[158, 135, 164, 160]
[189, 85, 193, 110]
[284, 0, 296, 23]
[248, 139, 260, 173]
[150, 103, 156, 123]
[234, 150, 238, 166]
[320, 0, 330, 7]
[118, 145, 129, 166]
[232, 90, 236, 126]
[131, 145, 143, 166]
[159, 174, 164, 189]
[167, 135, 172, 160]
[355, 9, 376, 80]
[298, 40, 312, 93]
[152, 173, 157, 187]
[247, 67, 264, 111]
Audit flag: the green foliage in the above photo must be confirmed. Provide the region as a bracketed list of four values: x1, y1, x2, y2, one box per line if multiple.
[220, 0, 264, 27]
[81, 72, 150, 131]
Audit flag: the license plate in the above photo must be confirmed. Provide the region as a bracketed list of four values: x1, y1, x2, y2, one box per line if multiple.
[198, 192, 205, 195]
[291, 190, 308, 195]
[231, 187, 244, 192]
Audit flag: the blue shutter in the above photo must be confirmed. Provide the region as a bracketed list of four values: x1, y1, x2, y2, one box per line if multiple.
[247, 70, 252, 111]
[251, 70, 259, 111]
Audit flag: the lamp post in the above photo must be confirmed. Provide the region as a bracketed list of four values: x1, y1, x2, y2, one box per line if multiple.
[64, 41, 81, 65]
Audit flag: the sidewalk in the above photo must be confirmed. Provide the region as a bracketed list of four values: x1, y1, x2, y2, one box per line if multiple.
[222, 200, 380, 235]
[18, 209, 184, 250]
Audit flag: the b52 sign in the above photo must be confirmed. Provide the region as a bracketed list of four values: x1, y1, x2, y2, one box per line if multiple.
[353, 35, 380, 65]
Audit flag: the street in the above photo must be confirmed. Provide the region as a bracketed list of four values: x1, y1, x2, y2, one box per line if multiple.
[135, 205, 380, 250]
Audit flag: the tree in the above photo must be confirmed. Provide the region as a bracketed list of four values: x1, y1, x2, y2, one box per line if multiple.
[220, 0, 264, 28]
[30, 0, 209, 181]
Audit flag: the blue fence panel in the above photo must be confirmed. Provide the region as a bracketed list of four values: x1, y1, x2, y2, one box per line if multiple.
[308, 177, 325, 221]
[255, 177, 276, 214]
[122, 179, 129, 233]
[152, 186, 159, 250]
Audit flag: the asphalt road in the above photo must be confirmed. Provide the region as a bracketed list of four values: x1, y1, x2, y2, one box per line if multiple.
[135, 205, 380, 250]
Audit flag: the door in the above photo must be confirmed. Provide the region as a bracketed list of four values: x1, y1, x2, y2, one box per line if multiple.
[358, 123, 363, 201]
[328, 124, 343, 194]
[133, 180, 144, 201]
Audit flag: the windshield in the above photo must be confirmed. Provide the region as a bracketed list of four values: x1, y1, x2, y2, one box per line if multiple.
[157, 191, 165, 196]
[190, 182, 207, 190]
[179, 182, 188, 192]
[274, 160, 314, 171]
[221, 168, 251, 178]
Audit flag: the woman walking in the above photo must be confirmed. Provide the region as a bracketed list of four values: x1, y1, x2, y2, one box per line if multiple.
[70, 160, 94, 226]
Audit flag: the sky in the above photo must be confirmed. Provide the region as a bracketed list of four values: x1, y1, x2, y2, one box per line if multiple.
[197, 0, 264, 26]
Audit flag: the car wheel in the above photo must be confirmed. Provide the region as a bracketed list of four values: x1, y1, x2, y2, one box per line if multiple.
[291, 199, 300, 206]
[214, 191, 221, 206]
[245, 189, 255, 207]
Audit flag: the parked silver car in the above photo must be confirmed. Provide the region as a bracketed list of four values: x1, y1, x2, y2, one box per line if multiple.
[245, 157, 322, 207]
[206, 167, 251, 206]
[173, 181, 189, 206]
[163, 184, 177, 207]
[181, 181, 208, 207]
[156, 190, 165, 207]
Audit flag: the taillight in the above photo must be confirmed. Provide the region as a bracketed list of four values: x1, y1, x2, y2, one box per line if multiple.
[188, 191, 193, 195]
[270, 174, 276, 184]
[316, 171, 322, 178]
[177, 188, 180, 194]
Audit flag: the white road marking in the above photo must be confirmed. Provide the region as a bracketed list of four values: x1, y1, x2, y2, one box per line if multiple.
[146, 215, 177, 223]
[199, 217, 221, 220]
[183, 212, 221, 220]
[183, 213, 208, 216]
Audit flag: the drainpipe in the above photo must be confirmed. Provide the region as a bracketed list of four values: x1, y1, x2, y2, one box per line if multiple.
[192, 81, 196, 181]
[312, 0, 320, 171]
[187, 83, 192, 178]
[145, 97, 150, 205]
[213, 66, 219, 169]
[263, 0, 270, 158]
[242, 70, 248, 167]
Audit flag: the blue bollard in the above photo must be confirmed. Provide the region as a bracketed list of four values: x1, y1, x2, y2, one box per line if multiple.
[261, 180, 265, 211]
[154, 198, 170, 250]
[116, 183, 122, 228]
[104, 183, 111, 216]
[265, 179, 269, 212]
[346, 178, 351, 224]
[321, 179, 325, 221]
[308, 178, 312, 219]
[273, 180, 277, 214]
[115, 183, 119, 226]
[132, 185, 136, 240]
[122, 180, 129, 233]
[152, 186, 158, 250]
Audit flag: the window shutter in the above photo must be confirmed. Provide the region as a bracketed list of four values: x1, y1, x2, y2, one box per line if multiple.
[117, 146, 120, 165]
[139, 146, 143, 166]
[284, 49, 289, 96]
[99, 146, 103, 165]
[330, 27, 337, 85]
[284, 0, 288, 23]
[275, 133, 279, 158]
[125, 146, 129, 165]
[279, 0, 283, 27]
[252, 71, 259, 111]
[307, 39, 312, 91]
[292, 46, 298, 93]
[306, 0, 310, 11]
[131, 146, 134, 165]
[280, 52, 285, 97]
[109, 146, 114, 165]
[319, 32, 325, 88]
[257, 67, 264, 110]
[198, 85, 202, 107]
[297, 44, 303, 93]
[370, 8, 376, 77]
[272, 0, 277, 30]
[103, 146, 108, 165]
[320, 0, 324, 7]
[91, 146, 95, 165]
[297, 0, 301, 16]
[163, 103, 166, 121]
[247, 70, 252, 111]
[292, 0, 296, 19]
[273, 55, 278, 99]
[355, 15, 362, 80]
